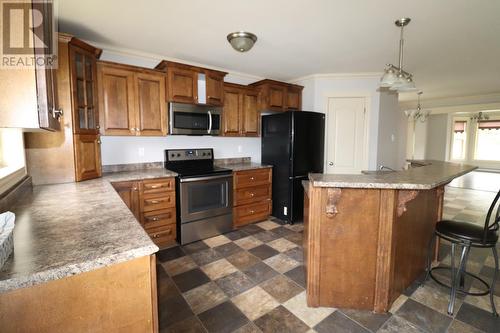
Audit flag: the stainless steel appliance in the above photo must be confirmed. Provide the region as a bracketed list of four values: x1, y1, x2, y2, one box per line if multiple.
[169, 102, 222, 135]
[164, 148, 233, 244]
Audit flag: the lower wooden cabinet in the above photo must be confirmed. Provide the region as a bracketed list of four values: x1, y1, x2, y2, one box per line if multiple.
[73, 134, 102, 181]
[233, 168, 272, 228]
[112, 177, 176, 248]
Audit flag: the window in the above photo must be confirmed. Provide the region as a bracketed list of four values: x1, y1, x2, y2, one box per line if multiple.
[0, 128, 26, 181]
[451, 119, 467, 160]
[474, 120, 500, 161]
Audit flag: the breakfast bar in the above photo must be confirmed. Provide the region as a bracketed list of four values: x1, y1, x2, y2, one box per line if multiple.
[303, 161, 477, 313]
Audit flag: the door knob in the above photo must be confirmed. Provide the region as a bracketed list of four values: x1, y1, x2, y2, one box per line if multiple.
[329, 162, 334, 166]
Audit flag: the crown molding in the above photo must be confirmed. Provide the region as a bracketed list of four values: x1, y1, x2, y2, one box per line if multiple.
[83, 40, 264, 82]
[289, 72, 383, 83]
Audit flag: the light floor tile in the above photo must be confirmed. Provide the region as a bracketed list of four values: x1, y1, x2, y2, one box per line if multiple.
[264, 254, 300, 273]
[201, 258, 238, 280]
[234, 236, 263, 250]
[268, 238, 298, 253]
[411, 285, 463, 315]
[232, 286, 280, 321]
[389, 294, 408, 314]
[162, 255, 197, 276]
[283, 291, 335, 327]
[464, 287, 500, 313]
[203, 235, 231, 248]
[257, 220, 281, 230]
[183, 282, 227, 314]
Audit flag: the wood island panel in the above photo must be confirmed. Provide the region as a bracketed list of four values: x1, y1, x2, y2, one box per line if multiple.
[0, 255, 158, 333]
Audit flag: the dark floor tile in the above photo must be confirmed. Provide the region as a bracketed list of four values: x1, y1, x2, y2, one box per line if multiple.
[215, 271, 256, 297]
[284, 265, 306, 288]
[162, 315, 206, 333]
[157, 267, 194, 328]
[456, 302, 500, 333]
[226, 251, 261, 270]
[438, 243, 452, 259]
[190, 248, 223, 266]
[240, 224, 264, 235]
[172, 268, 211, 293]
[284, 232, 303, 245]
[249, 244, 280, 260]
[477, 265, 500, 297]
[377, 315, 426, 333]
[243, 262, 278, 284]
[224, 229, 249, 241]
[157, 246, 186, 263]
[340, 308, 391, 332]
[183, 241, 209, 254]
[270, 226, 295, 238]
[283, 247, 304, 263]
[253, 231, 281, 242]
[254, 306, 309, 333]
[468, 247, 492, 264]
[314, 311, 371, 333]
[396, 298, 452, 333]
[214, 242, 244, 257]
[447, 320, 485, 333]
[231, 322, 262, 333]
[259, 274, 303, 303]
[198, 301, 248, 333]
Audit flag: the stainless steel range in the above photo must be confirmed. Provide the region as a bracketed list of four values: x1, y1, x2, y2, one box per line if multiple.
[164, 148, 233, 244]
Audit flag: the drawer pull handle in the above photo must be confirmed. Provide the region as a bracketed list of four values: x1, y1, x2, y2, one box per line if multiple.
[250, 210, 255, 214]
[149, 217, 159, 222]
[250, 177, 255, 180]
[146, 214, 171, 222]
[147, 199, 167, 204]
[148, 184, 163, 189]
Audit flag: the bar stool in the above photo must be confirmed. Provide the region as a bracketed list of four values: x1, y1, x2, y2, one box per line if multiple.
[424, 189, 500, 316]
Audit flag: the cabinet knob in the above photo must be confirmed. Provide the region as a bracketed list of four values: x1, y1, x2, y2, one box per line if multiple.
[52, 108, 63, 120]
[250, 177, 255, 180]
[250, 193, 255, 197]
[250, 210, 255, 214]
[96, 125, 100, 129]
[328, 162, 334, 166]
[97, 140, 102, 144]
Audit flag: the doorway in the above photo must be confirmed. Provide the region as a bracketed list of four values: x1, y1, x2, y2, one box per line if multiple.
[325, 96, 369, 174]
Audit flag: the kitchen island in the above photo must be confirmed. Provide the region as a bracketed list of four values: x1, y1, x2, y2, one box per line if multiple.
[303, 161, 476, 312]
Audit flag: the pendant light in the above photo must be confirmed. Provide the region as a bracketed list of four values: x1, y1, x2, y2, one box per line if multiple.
[227, 31, 258, 52]
[404, 91, 430, 122]
[380, 18, 417, 92]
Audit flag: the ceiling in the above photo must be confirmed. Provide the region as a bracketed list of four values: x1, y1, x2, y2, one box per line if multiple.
[58, 0, 500, 102]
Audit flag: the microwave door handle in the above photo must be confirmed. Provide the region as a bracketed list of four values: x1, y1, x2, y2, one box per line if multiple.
[207, 111, 212, 134]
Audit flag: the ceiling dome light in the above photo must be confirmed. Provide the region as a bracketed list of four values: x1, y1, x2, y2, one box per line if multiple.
[227, 31, 258, 52]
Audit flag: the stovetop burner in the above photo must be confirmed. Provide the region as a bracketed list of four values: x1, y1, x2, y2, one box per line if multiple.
[164, 148, 231, 178]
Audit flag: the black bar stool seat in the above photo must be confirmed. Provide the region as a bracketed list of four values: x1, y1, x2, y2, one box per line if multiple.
[424, 188, 500, 316]
[436, 220, 499, 246]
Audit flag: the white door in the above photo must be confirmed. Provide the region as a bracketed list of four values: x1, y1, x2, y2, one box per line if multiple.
[325, 97, 367, 174]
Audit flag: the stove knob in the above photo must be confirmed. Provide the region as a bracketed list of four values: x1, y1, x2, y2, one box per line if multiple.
[202, 152, 206, 156]
[177, 153, 181, 157]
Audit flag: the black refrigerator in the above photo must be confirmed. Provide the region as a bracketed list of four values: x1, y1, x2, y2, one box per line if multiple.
[261, 111, 325, 223]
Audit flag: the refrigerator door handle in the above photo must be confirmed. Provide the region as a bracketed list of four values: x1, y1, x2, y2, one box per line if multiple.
[290, 175, 308, 179]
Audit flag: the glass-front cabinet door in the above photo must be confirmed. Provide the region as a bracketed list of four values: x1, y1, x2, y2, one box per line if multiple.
[70, 45, 99, 134]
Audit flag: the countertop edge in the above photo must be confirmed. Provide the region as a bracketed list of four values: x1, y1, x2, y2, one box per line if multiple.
[0, 244, 158, 293]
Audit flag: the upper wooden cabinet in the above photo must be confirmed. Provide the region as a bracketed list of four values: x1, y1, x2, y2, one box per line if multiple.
[98, 61, 167, 136]
[222, 83, 259, 137]
[0, 0, 61, 131]
[249, 79, 303, 112]
[155, 61, 227, 106]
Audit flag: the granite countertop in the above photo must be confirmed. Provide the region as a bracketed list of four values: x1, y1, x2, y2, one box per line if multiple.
[0, 168, 179, 293]
[308, 160, 477, 190]
[219, 162, 273, 171]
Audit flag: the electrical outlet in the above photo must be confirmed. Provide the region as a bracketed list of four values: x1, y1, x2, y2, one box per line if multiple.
[138, 147, 145, 157]
[283, 206, 288, 216]
[237, 145, 243, 153]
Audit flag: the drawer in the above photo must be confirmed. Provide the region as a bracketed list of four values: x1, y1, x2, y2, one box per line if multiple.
[141, 192, 175, 212]
[142, 208, 176, 230]
[234, 200, 272, 227]
[234, 168, 272, 189]
[147, 224, 176, 248]
[141, 178, 175, 194]
[235, 184, 271, 206]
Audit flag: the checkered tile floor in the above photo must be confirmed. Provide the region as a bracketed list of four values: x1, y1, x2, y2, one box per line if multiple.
[156, 186, 500, 333]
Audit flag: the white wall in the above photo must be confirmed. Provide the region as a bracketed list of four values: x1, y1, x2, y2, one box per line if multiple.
[377, 91, 407, 169]
[99, 50, 262, 165]
[425, 114, 449, 161]
[293, 74, 384, 170]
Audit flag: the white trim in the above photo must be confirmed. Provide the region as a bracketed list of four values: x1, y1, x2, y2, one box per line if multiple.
[290, 72, 382, 84]
[324, 93, 371, 173]
[86, 40, 265, 82]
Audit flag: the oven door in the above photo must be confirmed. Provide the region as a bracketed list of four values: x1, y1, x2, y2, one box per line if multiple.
[169, 103, 221, 135]
[179, 174, 233, 223]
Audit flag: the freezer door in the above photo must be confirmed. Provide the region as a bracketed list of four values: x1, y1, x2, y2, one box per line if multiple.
[291, 111, 325, 176]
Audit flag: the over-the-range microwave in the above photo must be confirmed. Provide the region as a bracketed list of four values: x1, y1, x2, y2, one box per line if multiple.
[169, 102, 222, 135]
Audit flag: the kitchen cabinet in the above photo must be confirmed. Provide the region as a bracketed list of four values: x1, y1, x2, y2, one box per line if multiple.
[112, 177, 177, 248]
[233, 168, 272, 228]
[222, 83, 259, 137]
[24, 33, 103, 184]
[0, 0, 61, 131]
[155, 60, 227, 106]
[98, 61, 167, 136]
[249, 79, 303, 112]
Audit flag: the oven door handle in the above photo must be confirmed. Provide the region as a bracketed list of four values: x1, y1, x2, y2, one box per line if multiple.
[179, 174, 232, 183]
[207, 110, 212, 134]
